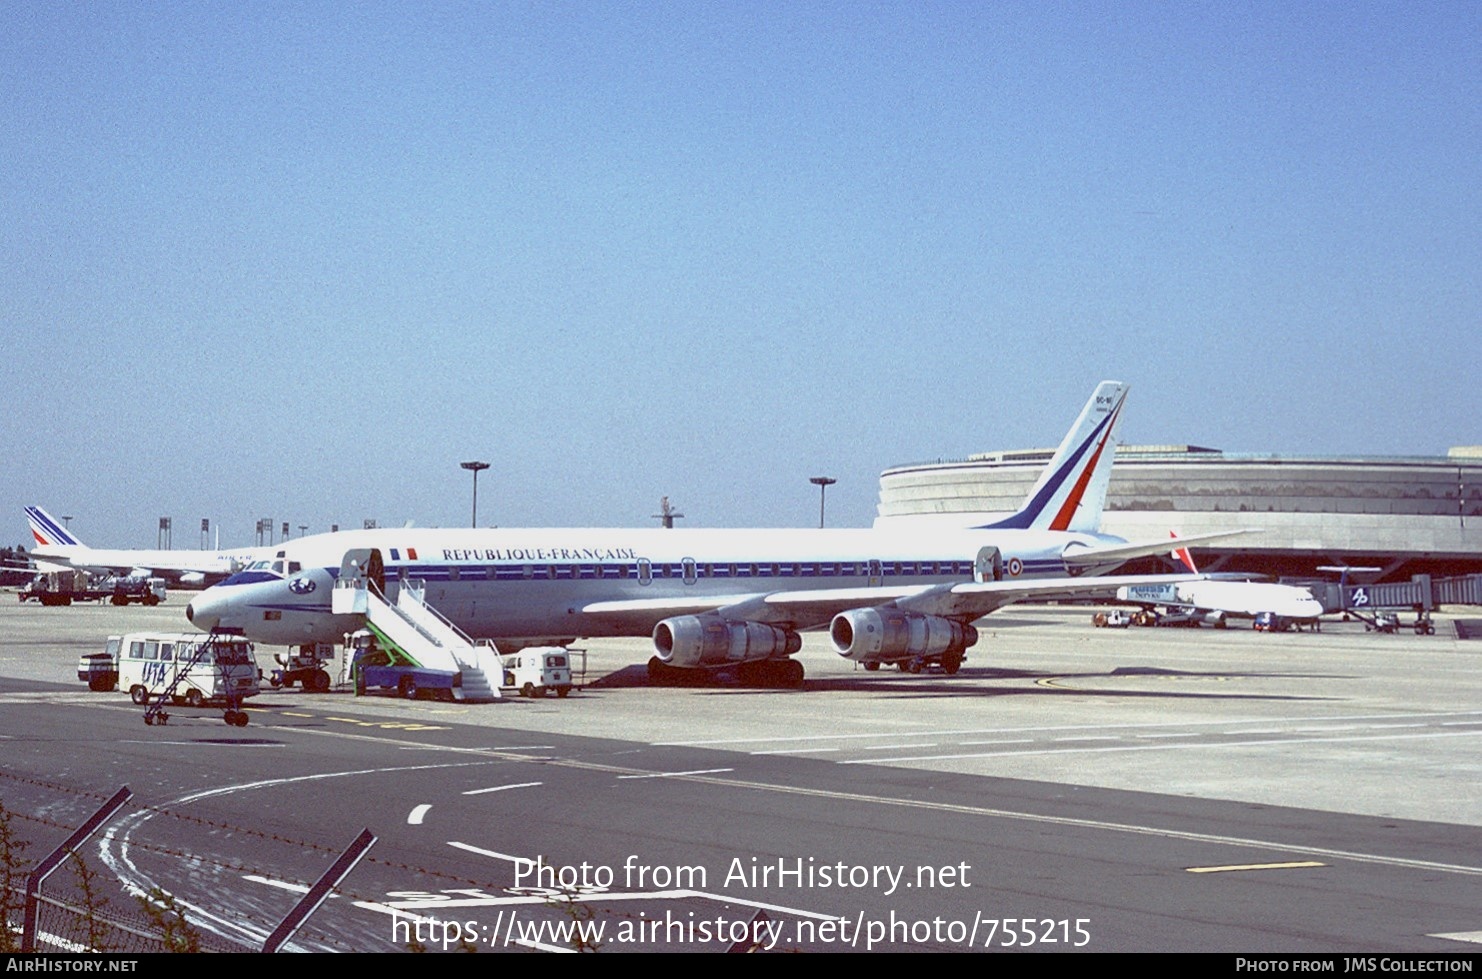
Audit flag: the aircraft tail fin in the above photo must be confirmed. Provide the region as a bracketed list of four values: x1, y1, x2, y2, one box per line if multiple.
[1170, 531, 1198, 574]
[974, 381, 1127, 533]
[26, 507, 83, 548]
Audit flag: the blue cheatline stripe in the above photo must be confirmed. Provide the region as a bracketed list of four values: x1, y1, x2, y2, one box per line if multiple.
[378, 559, 1029, 582]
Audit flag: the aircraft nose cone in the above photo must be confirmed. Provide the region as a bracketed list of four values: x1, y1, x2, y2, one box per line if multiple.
[185, 593, 220, 632]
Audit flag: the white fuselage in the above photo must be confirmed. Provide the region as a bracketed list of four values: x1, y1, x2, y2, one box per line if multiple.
[1118, 579, 1324, 621]
[186, 525, 1122, 646]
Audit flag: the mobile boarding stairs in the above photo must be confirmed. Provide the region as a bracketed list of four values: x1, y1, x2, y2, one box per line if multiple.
[332, 551, 502, 702]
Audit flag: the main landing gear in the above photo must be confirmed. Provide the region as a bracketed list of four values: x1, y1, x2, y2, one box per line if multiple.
[864, 648, 966, 675]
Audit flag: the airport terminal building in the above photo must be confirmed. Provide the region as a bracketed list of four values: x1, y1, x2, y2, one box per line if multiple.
[877, 445, 1482, 582]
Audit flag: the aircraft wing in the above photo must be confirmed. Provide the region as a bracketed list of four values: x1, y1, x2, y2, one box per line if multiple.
[580, 573, 1206, 632]
[20, 549, 88, 575]
[27, 548, 224, 584]
[881, 573, 1206, 620]
[581, 586, 947, 632]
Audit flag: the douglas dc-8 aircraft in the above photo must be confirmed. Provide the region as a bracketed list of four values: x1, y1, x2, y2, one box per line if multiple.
[24, 506, 268, 587]
[186, 382, 1241, 685]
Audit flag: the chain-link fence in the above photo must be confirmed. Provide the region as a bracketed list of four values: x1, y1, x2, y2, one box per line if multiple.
[9, 886, 249, 953]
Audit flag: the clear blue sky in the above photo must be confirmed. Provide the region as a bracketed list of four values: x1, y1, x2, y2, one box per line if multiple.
[4, 2, 1479, 548]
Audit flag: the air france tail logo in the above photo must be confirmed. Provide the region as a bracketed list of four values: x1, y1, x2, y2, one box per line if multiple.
[26, 507, 79, 547]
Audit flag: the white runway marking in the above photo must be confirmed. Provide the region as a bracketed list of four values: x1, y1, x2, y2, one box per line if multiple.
[96, 759, 505, 951]
[447, 842, 528, 865]
[243, 875, 311, 894]
[617, 767, 734, 779]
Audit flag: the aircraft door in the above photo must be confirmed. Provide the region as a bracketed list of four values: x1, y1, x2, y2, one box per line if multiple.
[975, 546, 1003, 583]
[366, 549, 385, 596]
[339, 548, 387, 595]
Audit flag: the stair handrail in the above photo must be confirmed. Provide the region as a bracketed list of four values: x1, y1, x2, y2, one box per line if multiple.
[396, 581, 478, 649]
[365, 580, 444, 648]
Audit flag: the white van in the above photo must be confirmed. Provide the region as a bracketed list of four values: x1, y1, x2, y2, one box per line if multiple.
[500, 647, 575, 698]
[117, 633, 261, 708]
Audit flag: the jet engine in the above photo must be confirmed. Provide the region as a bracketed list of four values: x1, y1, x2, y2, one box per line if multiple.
[653, 615, 802, 669]
[829, 608, 978, 664]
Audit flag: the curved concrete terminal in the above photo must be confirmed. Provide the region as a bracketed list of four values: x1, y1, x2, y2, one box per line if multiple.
[879, 445, 1482, 580]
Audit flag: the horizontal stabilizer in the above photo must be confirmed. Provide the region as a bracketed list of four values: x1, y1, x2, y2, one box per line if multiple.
[1061, 529, 1254, 568]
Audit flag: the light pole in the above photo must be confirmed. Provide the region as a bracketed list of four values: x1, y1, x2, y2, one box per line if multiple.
[809, 476, 836, 529]
[461, 461, 490, 528]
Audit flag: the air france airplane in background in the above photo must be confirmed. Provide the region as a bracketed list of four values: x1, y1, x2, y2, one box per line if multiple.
[186, 382, 1240, 686]
[24, 506, 268, 587]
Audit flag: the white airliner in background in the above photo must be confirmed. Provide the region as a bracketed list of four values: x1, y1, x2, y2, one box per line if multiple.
[186, 381, 1244, 685]
[1113, 536, 1324, 630]
[24, 506, 268, 587]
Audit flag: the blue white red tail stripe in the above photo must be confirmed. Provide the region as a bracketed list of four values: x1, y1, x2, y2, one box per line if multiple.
[1170, 532, 1198, 574]
[973, 383, 1127, 532]
[26, 506, 81, 547]
[1046, 397, 1123, 531]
